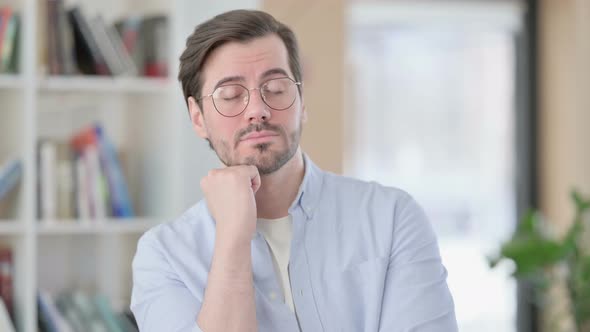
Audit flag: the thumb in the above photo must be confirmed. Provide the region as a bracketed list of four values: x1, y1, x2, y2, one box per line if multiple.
[248, 166, 261, 193]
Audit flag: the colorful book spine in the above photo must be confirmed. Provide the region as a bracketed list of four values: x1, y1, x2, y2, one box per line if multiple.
[94, 125, 134, 217]
[0, 7, 13, 65]
[0, 12, 19, 73]
[0, 159, 22, 202]
[0, 248, 13, 324]
[71, 124, 134, 218]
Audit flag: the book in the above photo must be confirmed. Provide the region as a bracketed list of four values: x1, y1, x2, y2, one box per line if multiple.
[0, 297, 14, 332]
[69, 291, 110, 332]
[38, 140, 84, 221]
[104, 22, 137, 76]
[51, 291, 140, 332]
[71, 127, 109, 219]
[36, 124, 134, 221]
[141, 15, 168, 77]
[0, 11, 19, 73]
[114, 16, 144, 76]
[38, 291, 59, 332]
[94, 125, 134, 217]
[94, 294, 125, 332]
[0, 158, 22, 218]
[89, 15, 125, 76]
[56, 143, 75, 219]
[74, 155, 91, 220]
[44, 7, 168, 77]
[68, 7, 110, 75]
[39, 140, 58, 220]
[72, 124, 134, 218]
[55, 292, 88, 332]
[38, 291, 74, 332]
[82, 145, 107, 219]
[121, 310, 139, 331]
[0, 247, 13, 324]
[55, 0, 76, 74]
[0, 7, 12, 67]
[40, 0, 78, 75]
[0, 158, 22, 202]
[46, 0, 60, 75]
[117, 311, 138, 332]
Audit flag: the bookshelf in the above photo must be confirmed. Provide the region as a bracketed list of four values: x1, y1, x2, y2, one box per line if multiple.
[0, 75, 23, 89]
[35, 218, 157, 235]
[0, 0, 220, 330]
[37, 76, 173, 93]
[0, 223, 25, 236]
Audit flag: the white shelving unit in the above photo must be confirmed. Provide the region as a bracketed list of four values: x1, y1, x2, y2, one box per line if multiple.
[0, 0, 259, 330]
[0, 75, 24, 89]
[35, 218, 158, 235]
[0, 0, 205, 331]
[37, 76, 174, 94]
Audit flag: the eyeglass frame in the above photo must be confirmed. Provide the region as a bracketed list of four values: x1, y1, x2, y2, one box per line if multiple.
[196, 77, 303, 118]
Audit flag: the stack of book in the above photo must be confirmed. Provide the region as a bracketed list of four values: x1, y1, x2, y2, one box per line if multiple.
[38, 290, 138, 332]
[41, 0, 168, 77]
[37, 124, 134, 221]
[0, 6, 20, 74]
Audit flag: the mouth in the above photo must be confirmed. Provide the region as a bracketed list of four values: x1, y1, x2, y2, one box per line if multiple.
[240, 130, 280, 144]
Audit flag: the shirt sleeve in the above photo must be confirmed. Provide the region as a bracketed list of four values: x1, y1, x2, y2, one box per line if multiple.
[130, 230, 205, 332]
[379, 195, 458, 332]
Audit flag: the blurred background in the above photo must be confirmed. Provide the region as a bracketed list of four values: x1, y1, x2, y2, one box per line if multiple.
[0, 0, 588, 331]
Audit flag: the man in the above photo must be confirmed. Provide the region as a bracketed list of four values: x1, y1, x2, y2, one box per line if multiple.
[131, 9, 457, 332]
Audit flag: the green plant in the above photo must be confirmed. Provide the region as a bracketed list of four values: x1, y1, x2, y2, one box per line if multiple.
[489, 191, 590, 331]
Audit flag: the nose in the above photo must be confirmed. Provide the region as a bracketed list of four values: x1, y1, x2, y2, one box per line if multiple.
[243, 88, 271, 123]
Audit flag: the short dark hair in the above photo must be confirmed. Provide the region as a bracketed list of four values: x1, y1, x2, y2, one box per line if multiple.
[178, 9, 303, 113]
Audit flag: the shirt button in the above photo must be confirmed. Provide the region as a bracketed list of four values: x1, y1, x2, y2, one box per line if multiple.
[269, 291, 277, 300]
[300, 289, 304, 296]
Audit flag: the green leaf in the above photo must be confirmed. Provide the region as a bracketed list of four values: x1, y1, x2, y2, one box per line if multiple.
[516, 210, 538, 236]
[500, 237, 566, 276]
[572, 189, 590, 212]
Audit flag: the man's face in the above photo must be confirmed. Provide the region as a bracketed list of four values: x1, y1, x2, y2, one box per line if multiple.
[188, 34, 306, 175]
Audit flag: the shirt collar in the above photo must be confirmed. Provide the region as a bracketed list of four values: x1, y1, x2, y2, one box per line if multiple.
[288, 153, 324, 220]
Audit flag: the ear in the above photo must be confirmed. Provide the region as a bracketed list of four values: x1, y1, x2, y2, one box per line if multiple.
[188, 96, 209, 139]
[301, 99, 308, 124]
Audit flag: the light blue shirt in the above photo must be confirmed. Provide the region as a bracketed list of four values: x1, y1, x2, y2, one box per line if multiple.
[131, 155, 458, 332]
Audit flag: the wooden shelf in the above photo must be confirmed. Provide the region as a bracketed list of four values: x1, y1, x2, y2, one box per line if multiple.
[36, 218, 159, 235]
[37, 76, 174, 94]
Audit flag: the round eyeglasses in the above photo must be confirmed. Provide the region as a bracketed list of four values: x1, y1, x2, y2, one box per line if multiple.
[197, 77, 302, 117]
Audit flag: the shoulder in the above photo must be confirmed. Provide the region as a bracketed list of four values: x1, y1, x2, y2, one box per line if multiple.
[320, 171, 432, 236]
[321, 171, 414, 210]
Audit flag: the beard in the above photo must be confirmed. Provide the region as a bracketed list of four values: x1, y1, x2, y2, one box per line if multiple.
[207, 121, 302, 175]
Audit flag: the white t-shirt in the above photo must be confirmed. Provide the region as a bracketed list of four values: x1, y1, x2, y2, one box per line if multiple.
[257, 216, 295, 312]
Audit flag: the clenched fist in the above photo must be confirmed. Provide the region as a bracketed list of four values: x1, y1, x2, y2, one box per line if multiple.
[200, 165, 261, 245]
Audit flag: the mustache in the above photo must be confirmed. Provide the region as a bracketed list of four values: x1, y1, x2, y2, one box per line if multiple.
[234, 123, 283, 148]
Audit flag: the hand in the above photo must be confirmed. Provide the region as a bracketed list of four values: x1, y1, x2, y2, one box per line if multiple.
[200, 165, 261, 244]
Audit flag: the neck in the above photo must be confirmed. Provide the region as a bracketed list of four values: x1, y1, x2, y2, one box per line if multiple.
[255, 148, 305, 219]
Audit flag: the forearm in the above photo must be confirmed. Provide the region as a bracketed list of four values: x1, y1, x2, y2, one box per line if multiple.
[197, 236, 257, 332]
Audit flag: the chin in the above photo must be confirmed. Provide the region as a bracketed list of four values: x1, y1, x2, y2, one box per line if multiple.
[241, 147, 294, 175]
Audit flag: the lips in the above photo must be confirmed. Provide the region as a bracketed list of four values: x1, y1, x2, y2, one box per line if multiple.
[241, 130, 279, 142]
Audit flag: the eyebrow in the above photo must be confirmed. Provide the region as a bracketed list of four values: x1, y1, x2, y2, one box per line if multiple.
[213, 68, 291, 90]
[261, 68, 289, 79]
[214, 76, 244, 90]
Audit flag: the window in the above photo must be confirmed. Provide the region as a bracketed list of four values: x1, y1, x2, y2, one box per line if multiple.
[346, 2, 523, 330]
